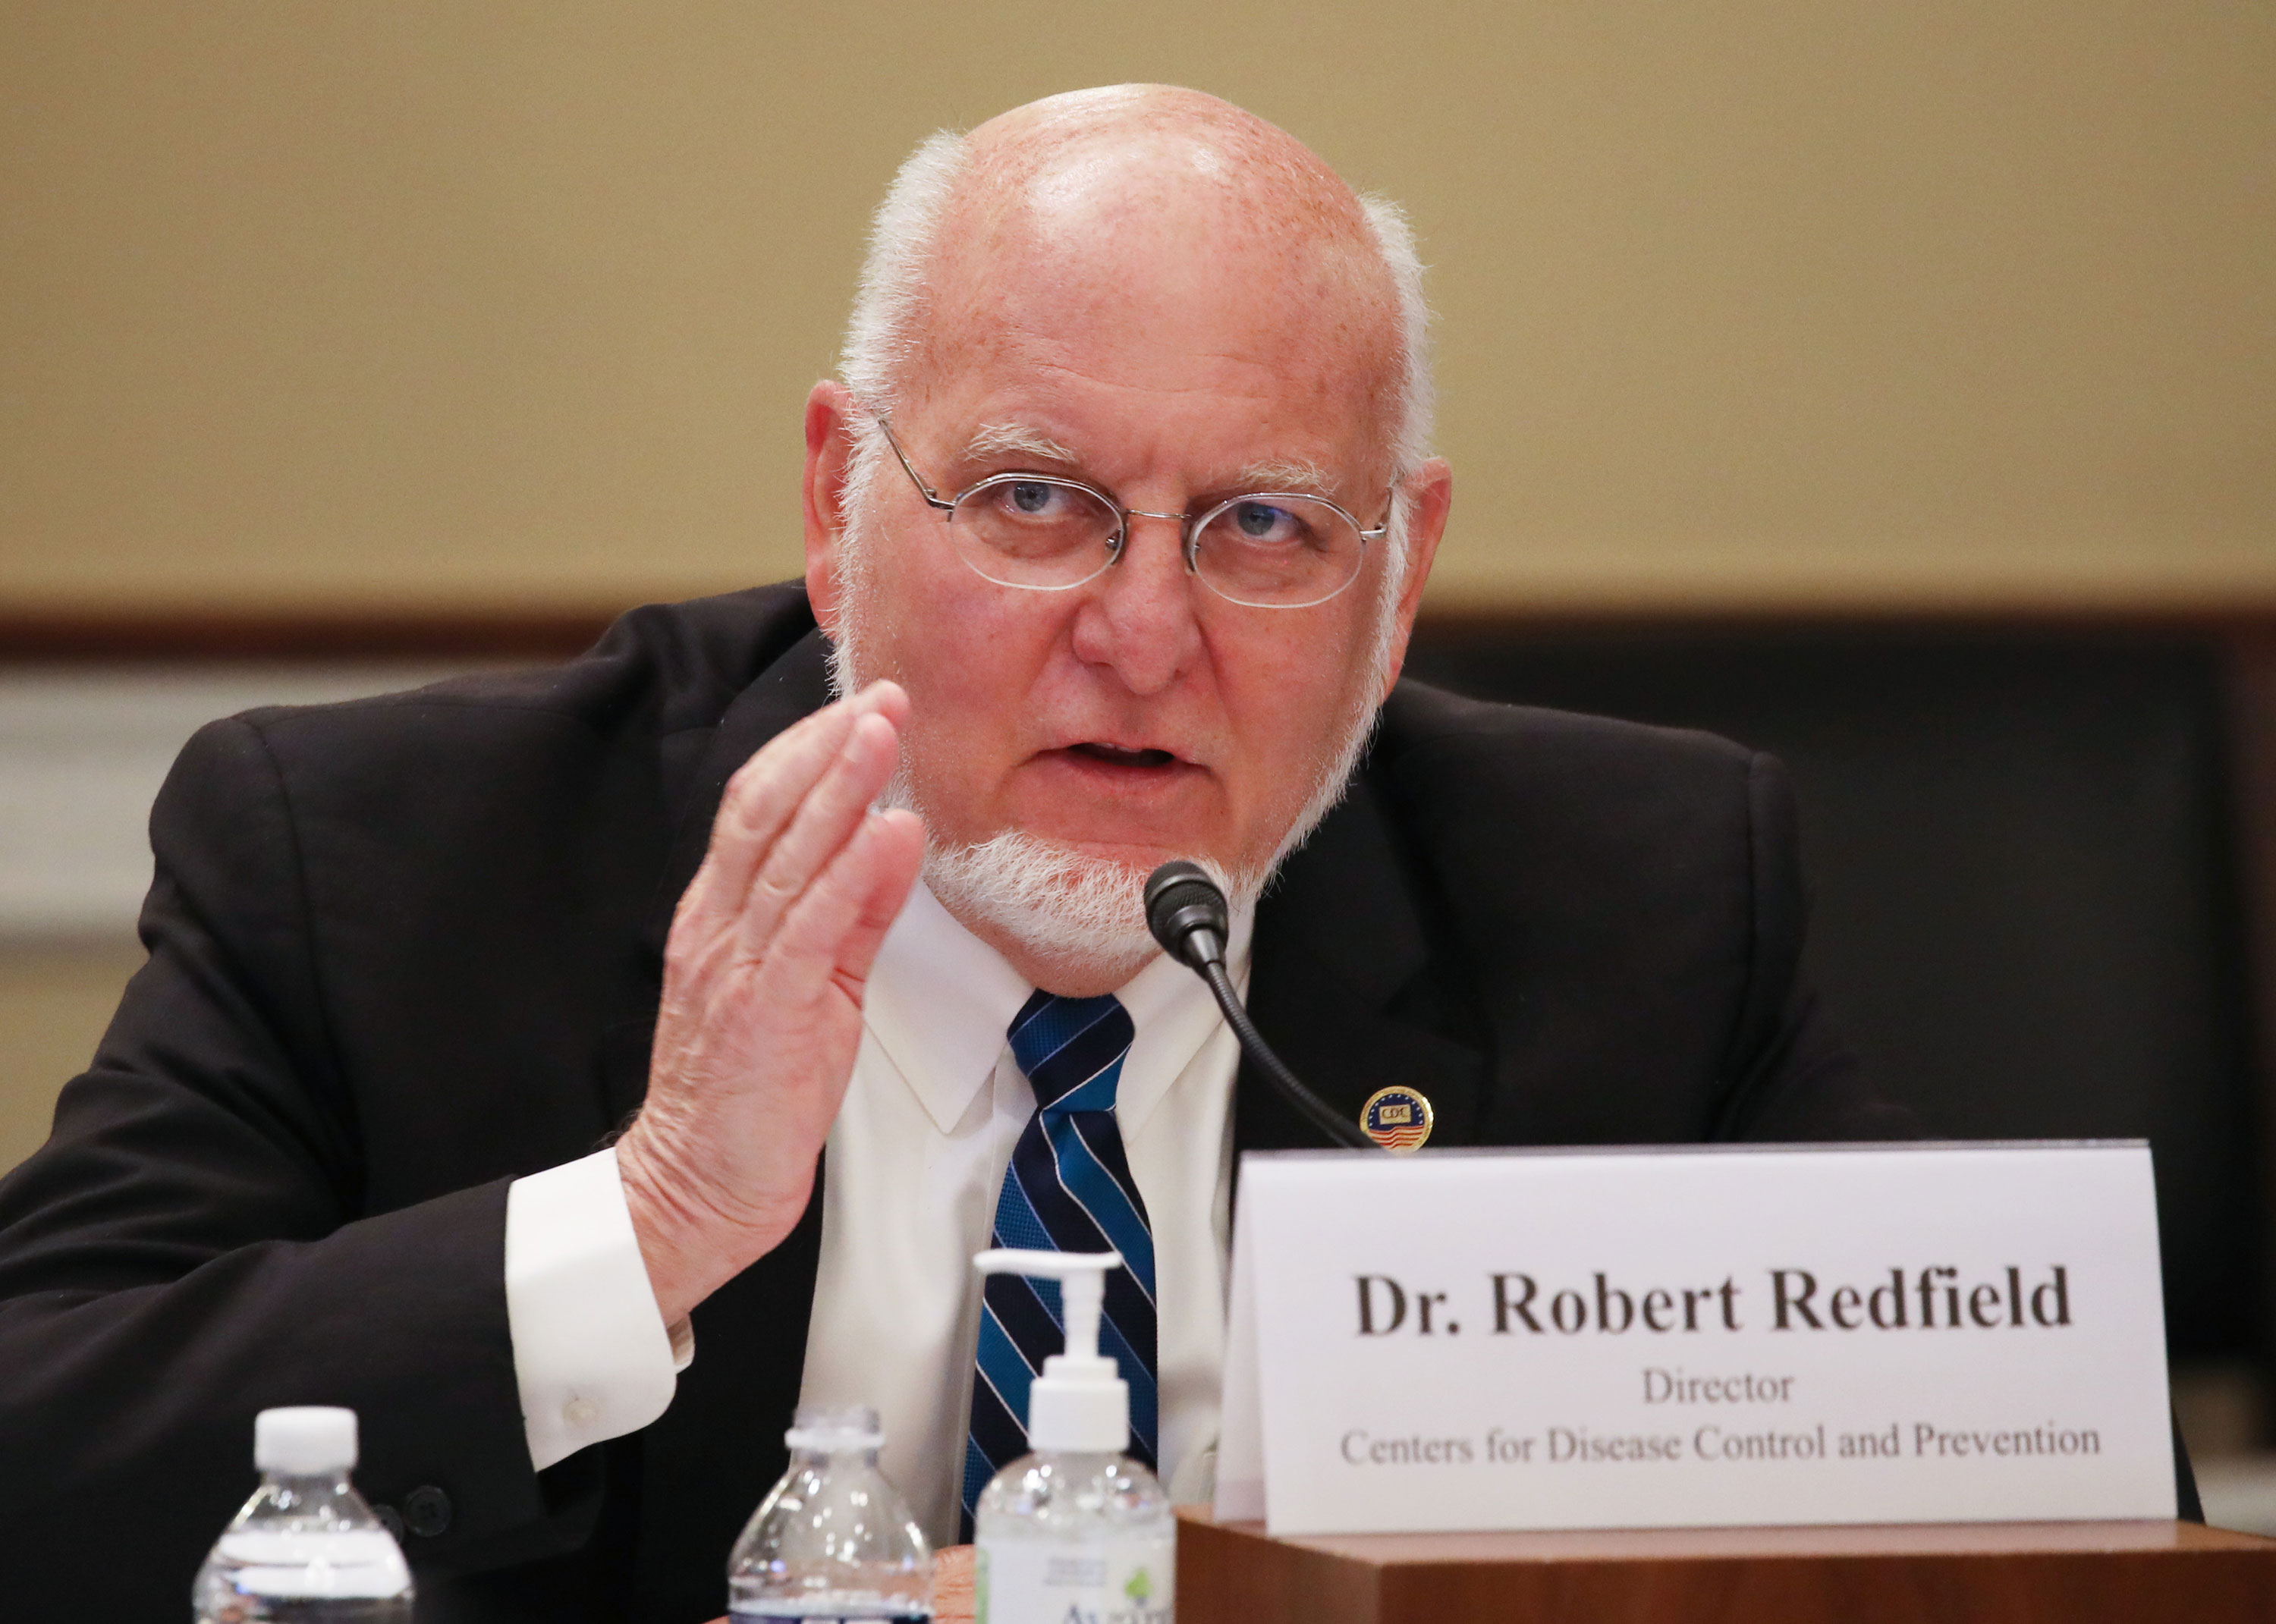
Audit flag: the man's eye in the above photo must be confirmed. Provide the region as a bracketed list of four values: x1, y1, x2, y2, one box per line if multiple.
[1007, 481, 1063, 517]
[1231, 501, 1301, 543]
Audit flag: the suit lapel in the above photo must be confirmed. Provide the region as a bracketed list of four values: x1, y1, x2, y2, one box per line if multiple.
[1238, 774, 1487, 1161]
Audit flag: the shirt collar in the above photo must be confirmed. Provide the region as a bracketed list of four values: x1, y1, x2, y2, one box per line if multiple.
[863, 878, 1254, 1136]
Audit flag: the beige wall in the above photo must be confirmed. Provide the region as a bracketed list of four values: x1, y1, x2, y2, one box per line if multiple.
[3, 2, 2270, 619]
[0, 944, 143, 1173]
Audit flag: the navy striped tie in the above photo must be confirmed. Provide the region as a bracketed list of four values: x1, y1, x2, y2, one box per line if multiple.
[960, 990, 1158, 1532]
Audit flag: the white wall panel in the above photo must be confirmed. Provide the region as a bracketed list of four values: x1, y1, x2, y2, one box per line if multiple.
[0, 668, 474, 939]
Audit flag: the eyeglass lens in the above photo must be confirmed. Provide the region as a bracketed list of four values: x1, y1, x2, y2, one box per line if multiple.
[947, 478, 1364, 608]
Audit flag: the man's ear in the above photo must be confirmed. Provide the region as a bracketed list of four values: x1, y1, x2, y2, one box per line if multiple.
[803, 380, 860, 636]
[1375, 456, 1453, 701]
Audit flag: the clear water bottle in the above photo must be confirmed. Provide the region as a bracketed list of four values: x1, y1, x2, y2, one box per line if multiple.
[193, 1406, 413, 1622]
[728, 1403, 931, 1622]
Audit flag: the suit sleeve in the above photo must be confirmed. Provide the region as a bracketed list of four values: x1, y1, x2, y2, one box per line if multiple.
[1709, 752, 1921, 1142]
[0, 717, 605, 1615]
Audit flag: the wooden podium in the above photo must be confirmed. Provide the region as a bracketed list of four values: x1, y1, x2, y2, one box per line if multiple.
[1175, 1506, 2276, 1623]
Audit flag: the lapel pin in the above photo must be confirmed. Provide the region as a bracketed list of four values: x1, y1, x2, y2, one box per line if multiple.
[1360, 1085, 1434, 1153]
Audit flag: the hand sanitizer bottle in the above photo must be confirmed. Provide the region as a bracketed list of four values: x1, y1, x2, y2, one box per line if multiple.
[970, 1249, 1174, 1624]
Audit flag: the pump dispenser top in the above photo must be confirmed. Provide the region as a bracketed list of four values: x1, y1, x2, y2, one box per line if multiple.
[972, 1249, 1126, 1452]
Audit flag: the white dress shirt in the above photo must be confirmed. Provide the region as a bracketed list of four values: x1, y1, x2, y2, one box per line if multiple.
[502, 879, 1250, 1548]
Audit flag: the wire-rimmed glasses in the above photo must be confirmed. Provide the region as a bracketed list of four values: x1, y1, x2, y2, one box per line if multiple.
[876, 419, 1390, 610]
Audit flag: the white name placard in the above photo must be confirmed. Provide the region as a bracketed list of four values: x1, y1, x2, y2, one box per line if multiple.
[1215, 1142, 2174, 1535]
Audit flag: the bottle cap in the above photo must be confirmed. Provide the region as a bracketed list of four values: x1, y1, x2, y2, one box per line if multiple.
[973, 1249, 1128, 1453]
[783, 1403, 885, 1453]
[254, 1406, 358, 1474]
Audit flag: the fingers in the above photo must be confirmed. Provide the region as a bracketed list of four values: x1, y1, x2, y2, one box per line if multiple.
[677, 706, 853, 941]
[838, 809, 926, 973]
[676, 683, 907, 947]
[751, 806, 923, 1016]
[859, 679, 910, 730]
[729, 707, 903, 960]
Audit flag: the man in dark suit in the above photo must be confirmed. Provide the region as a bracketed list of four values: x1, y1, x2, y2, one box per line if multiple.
[0, 86, 1934, 1622]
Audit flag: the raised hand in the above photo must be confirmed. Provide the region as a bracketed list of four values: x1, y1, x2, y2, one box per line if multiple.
[616, 681, 926, 1324]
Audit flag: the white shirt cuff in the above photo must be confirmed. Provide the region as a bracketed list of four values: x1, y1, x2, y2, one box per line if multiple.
[505, 1147, 690, 1472]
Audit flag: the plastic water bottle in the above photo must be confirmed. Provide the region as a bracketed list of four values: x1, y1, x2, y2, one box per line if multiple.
[728, 1403, 932, 1622]
[193, 1406, 413, 1622]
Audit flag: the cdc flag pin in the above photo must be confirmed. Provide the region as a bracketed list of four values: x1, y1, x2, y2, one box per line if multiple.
[1360, 1086, 1434, 1153]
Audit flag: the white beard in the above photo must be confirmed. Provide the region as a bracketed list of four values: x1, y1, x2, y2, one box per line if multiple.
[882, 702, 1379, 991]
[828, 435, 1402, 988]
[916, 825, 1167, 987]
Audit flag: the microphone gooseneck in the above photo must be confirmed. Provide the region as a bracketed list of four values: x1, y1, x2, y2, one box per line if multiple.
[1143, 862, 1376, 1151]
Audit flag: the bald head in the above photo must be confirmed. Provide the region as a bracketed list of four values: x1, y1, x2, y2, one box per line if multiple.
[841, 86, 1431, 479]
[961, 84, 1381, 256]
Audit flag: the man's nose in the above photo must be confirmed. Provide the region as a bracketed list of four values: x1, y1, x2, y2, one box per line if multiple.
[1067, 514, 1206, 696]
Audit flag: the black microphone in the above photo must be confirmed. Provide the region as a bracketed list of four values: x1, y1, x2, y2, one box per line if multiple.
[1144, 861, 1377, 1151]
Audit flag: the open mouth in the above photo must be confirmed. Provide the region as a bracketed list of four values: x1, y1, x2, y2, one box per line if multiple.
[1067, 742, 1179, 768]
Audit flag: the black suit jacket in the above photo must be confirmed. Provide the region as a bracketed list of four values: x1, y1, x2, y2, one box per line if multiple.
[0, 584, 1946, 1620]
